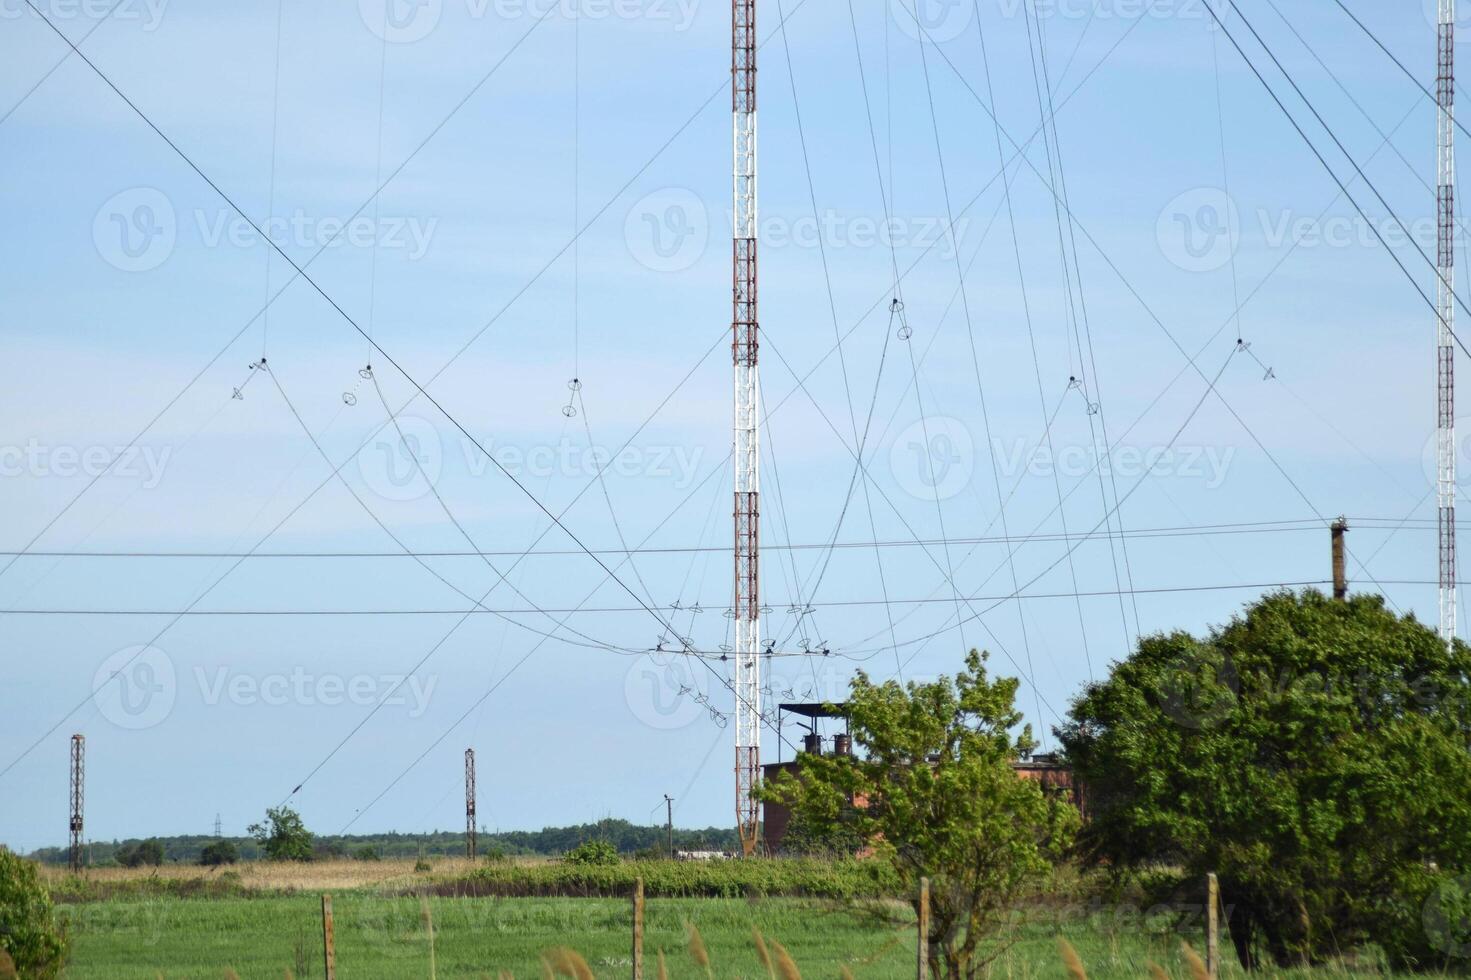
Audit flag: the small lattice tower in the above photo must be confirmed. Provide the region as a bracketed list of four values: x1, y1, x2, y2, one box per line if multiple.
[464, 748, 477, 860]
[69, 734, 85, 873]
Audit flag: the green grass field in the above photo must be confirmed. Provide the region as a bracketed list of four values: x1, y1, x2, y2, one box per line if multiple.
[56, 892, 1431, 979]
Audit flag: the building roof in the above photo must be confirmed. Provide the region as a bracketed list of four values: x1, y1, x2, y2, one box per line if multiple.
[777, 702, 849, 719]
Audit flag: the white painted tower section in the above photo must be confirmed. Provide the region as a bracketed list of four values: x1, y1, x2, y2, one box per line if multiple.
[732, 0, 762, 856]
[1439, 0, 1458, 642]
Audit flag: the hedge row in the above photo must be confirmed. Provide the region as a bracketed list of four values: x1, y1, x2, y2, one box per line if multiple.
[443, 858, 903, 899]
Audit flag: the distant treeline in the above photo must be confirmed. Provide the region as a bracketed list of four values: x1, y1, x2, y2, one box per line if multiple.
[27, 818, 739, 866]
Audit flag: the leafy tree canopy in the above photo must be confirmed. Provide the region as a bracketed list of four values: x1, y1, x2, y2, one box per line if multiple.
[759, 650, 1077, 979]
[115, 839, 164, 868]
[1059, 590, 1471, 971]
[247, 806, 313, 863]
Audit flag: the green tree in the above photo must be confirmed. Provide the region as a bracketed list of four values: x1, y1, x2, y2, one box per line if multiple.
[759, 650, 1077, 979]
[1059, 590, 1471, 971]
[247, 806, 313, 862]
[116, 839, 163, 868]
[0, 848, 68, 978]
[198, 840, 238, 867]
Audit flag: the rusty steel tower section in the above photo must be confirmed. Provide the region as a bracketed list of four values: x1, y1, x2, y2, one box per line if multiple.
[68, 734, 84, 873]
[1439, 0, 1458, 643]
[464, 748, 477, 859]
[731, 0, 762, 858]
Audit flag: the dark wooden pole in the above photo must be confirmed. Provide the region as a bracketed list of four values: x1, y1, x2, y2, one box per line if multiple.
[1331, 518, 1348, 600]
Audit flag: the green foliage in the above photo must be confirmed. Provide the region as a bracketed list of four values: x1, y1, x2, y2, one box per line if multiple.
[462, 857, 900, 898]
[563, 839, 619, 866]
[414, 859, 433, 873]
[758, 650, 1078, 978]
[198, 840, 238, 867]
[778, 806, 867, 858]
[0, 848, 68, 978]
[30, 822, 739, 866]
[247, 806, 313, 862]
[1059, 590, 1471, 972]
[354, 846, 381, 862]
[115, 840, 164, 868]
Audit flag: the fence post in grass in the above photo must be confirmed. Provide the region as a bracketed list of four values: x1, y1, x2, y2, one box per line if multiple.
[917, 876, 930, 980]
[632, 876, 645, 980]
[1205, 872, 1220, 980]
[321, 893, 336, 980]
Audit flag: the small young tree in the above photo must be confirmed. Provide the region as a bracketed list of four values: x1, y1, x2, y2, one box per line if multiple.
[759, 650, 1077, 979]
[247, 806, 313, 862]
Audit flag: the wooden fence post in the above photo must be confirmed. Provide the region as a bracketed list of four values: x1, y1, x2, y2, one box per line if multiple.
[917, 877, 930, 980]
[1206, 873, 1220, 980]
[321, 894, 336, 980]
[632, 877, 645, 980]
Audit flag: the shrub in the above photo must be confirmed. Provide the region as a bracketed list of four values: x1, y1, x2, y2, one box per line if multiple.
[116, 840, 164, 868]
[0, 848, 68, 978]
[354, 846, 381, 862]
[564, 840, 619, 866]
[456, 856, 900, 899]
[414, 859, 433, 873]
[199, 840, 238, 867]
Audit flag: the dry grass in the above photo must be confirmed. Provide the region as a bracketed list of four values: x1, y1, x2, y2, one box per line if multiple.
[1058, 937, 1088, 980]
[1180, 941, 1209, 980]
[770, 938, 802, 980]
[38, 857, 504, 893]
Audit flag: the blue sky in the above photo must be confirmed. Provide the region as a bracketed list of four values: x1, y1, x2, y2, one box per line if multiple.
[0, 0, 1459, 850]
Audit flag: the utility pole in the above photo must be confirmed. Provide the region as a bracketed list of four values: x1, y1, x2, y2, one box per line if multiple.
[1331, 518, 1348, 600]
[663, 795, 674, 859]
[731, 0, 762, 859]
[68, 734, 84, 874]
[464, 748, 477, 859]
[1438, 0, 1458, 642]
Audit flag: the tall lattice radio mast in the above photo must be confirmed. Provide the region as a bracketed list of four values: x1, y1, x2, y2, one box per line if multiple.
[732, 0, 762, 857]
[1439, 0, 1458, 642]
